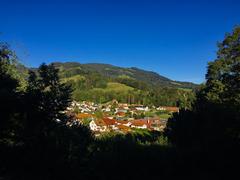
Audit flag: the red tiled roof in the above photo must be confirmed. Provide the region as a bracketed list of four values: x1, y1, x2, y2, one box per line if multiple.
[76, 113, 94, 119]
[95, 119, 106, 126]
[116, 112, 125, 116]
[102, 118, 117, 126]
[117, 125, 130, 132]
[117, 121, 129, 125]
[131, 119, 160, 128]
[131, 120, 147, 126]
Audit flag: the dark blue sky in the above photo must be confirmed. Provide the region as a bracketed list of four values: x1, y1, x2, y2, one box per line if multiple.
[1, 0, 240, 83]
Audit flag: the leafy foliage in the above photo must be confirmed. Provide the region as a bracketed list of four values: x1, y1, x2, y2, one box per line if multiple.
[0, 47, 93, 179]
[0, 43, 22, 144]
[166, 26, 240, 148]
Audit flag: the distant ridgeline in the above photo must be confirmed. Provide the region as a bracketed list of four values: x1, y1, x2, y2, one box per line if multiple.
[19, 62, 198, 107]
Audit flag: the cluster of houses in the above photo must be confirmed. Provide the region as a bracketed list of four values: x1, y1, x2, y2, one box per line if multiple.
[89, 117, 167, 133]
[65, 100, 178, 135]
[66, 101, 98, 112]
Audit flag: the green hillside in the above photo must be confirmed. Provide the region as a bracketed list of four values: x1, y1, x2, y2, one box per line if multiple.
[49, 62, 197, 107]
[53, 62, 197, 89]
[18, 61, 197, 107]
[93, 82, 134, 92]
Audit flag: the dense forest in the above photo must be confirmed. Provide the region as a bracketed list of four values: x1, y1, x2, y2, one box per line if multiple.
[0, 26, 240, 179]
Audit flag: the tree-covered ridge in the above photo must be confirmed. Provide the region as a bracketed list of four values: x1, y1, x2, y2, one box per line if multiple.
[43, 62, 195, 107]
[53, 61, 197, 89]
[17, 61, 196, 107]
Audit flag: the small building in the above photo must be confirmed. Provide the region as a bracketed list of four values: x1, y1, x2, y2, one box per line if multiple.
[117, 120, 131, 127]
[102, 118, 118, 130]
[157, 106, 179, 112]
[89, 120, 107, 132]
[130, 120, 148, 129]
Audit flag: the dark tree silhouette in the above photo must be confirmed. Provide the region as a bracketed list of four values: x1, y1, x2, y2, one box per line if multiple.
[0, 49, 93, 179]
[0, 43, 22, 145]
[166, 26, 240, 148]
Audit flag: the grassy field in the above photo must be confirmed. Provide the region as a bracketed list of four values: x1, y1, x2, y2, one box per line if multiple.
[178, 87, 193, 92]
[61, 74, 85, 82]
[158, 113, 172, 120]
[94, 82, 133, 92]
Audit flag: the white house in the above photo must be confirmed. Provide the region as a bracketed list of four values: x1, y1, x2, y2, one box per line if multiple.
[135, 106, 149, 111]
[117, 121, 131, 127]
[130, 120, 148, 129]
[131, 124, 147, 129]
[89, 120, 107, 132]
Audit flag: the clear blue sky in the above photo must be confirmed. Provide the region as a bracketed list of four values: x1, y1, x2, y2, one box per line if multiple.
[1, 0, 240, 83]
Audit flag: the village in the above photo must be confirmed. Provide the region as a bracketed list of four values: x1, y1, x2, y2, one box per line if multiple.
[65, 100, 179, 135]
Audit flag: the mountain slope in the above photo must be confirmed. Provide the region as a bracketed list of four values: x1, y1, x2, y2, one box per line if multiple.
[52, 62, 197, 89]
[17, 61, 197, 106]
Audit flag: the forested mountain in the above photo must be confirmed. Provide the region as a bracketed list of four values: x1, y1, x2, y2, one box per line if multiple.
[24, 62, 196, 107]
[52, 62, 197, 89]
